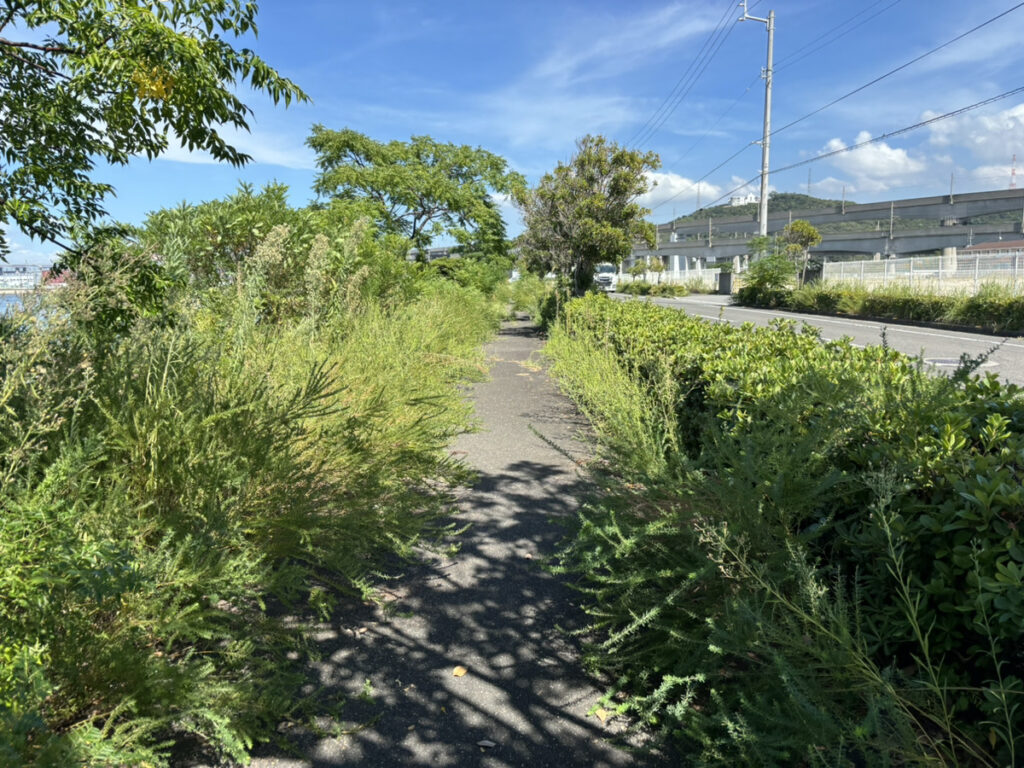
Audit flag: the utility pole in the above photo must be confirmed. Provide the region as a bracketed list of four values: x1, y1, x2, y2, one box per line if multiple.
[740, 0, 774, 238]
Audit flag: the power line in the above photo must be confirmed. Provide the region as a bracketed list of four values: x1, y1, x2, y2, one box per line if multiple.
[773, 0, 903, 72]
[672, 84, 1024, 214]
[660, 0, 904, 171]
[627, 0, 739, 149]
[770, 1, 1024, 139]
[633, 19, 739, 149]
[638, 3, 1024, 222]
[772, 84, 1024, 176]
[648, 141, 760, 218]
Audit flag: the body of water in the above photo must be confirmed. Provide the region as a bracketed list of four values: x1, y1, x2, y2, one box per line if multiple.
[0, 293, 24, 314]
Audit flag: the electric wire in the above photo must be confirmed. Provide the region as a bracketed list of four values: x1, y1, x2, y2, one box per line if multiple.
[626, 0, 738, 149]
[648, 141, 760, 220]
[653, 0, 904, 195]
[649, 3, 1022, 218]
[770, 1, 1024, 139]
[773, 0, 903, 73]
[630, 18, 739, 149]
[670, 84, 1024, 214]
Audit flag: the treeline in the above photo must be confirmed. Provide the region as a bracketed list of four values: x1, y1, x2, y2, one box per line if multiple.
[0, 186, 510, 765]
[546, 295, 1022, 766]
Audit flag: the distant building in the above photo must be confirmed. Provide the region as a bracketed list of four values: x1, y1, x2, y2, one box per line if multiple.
[407, 246, 457, 262]
[962, 239, 1024, 257]
[728, 193, 759, 207]
[0, 264, 42, 290]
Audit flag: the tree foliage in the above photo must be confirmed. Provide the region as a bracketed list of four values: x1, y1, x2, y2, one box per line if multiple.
[0, 0, 307, 256]
[306, 126, 525, 258]
[515, 134, 659, 295]
[781, 219, 823, 284]
[140, 182, 309, 288]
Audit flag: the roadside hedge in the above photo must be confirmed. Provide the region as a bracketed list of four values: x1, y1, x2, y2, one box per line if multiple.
[738, 281, 1024, 335]
[547, 295, 1022, 766]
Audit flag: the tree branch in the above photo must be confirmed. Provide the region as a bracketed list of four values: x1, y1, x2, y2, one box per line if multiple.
[0, 36, 84, 55]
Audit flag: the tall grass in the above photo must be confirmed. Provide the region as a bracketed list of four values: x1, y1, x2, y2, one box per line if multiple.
[0, 221, 500, 765]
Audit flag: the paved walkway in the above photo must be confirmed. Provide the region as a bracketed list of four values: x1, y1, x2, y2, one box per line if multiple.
[249, 320, 646, 768]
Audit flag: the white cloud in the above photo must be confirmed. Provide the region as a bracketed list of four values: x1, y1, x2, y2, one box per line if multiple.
[638, 171, 722, 211]
[156, 126, 315, 170]
[926, 102, 1024, 164]
[821, 131, 926, 193]
[2, 228, 58, 266]
[808, 176, 849, 197]
[967, 162, 1016, 188]
[532, 4, 723, 88]
[458, 3, 728, 150]
[477, 90, 635, 150]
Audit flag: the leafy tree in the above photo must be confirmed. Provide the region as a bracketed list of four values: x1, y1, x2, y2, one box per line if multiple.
[781, 219, 823, 284]
[0, 0, 307, 257]
[306, 126, 525, 259]
[748, 234, 774, 258]
[515, 134, 660, 295]
[648, 255, 665, 285]
[140, 182, 309, 288]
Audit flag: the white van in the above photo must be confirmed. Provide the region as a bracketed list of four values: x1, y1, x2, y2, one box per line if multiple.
[594, 263, 617, 292]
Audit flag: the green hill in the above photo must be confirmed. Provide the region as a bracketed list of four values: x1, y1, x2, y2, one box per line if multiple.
[671, 192, 844, 226]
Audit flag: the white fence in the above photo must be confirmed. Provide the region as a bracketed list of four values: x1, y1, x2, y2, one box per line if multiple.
[822, 250, 1024, 294]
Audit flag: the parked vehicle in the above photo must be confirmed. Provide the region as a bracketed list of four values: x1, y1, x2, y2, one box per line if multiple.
[594, 263, 618, 292]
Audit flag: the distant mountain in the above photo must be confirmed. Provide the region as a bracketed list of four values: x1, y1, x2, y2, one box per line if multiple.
[670, 192, 845, 226]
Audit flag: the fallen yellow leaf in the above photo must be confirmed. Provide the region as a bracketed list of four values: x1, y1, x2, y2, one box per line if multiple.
[452, 666, 468, 677]
[595, 708, 611, 723]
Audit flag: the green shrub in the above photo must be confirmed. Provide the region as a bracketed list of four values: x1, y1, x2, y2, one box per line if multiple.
[509, 272, 553, 320]
[789, 282, 844, 312]
[649, 282, 684, 297]
[746, 280, 1024, 334]
[621, 280, 652, 296]
[678, 277, 716, 295]
[547, 295, 1023, 765]
[741, 252, 795, 293]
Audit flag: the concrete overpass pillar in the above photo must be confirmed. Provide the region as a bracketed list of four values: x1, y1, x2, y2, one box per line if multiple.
[941, 246, 957, 272]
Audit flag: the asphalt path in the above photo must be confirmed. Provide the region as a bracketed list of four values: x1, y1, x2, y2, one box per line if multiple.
[244, 319, 653, 768]
[615, 293, 1024, 385]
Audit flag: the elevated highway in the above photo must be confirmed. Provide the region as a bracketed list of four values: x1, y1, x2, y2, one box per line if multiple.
[631, 188, 1024, 267]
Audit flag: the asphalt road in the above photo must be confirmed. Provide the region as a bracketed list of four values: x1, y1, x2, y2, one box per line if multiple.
[615, 293, 1024, 386]
[245, 319, 654, 768]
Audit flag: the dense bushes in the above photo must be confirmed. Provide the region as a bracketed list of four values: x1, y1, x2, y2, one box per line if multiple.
[0, 210, 500, 764]
[546, 295, 1022, 766]
[620, 280, 713, 298]
[742, 281, 1024, 334]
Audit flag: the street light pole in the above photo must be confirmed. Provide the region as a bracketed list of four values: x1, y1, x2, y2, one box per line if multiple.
[740, 1, 774, 238]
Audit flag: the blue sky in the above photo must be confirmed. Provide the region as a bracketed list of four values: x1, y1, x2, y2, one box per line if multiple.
[8, 0, 1024, 264]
